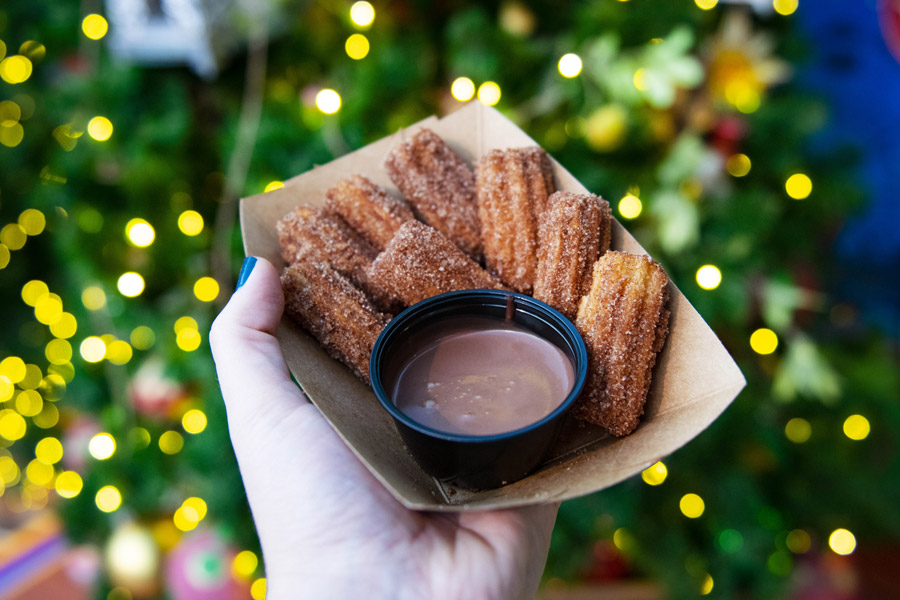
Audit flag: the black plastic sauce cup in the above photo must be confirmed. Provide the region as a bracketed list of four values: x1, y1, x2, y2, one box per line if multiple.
[369, 289, 588, 490]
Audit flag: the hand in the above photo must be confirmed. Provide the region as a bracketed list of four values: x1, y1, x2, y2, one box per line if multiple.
[210, 257, 558, 600]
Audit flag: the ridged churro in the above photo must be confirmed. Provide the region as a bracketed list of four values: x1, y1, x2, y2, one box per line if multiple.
[384, 128, 482, 259]
[325, 175, 415, 251]
[533, 191, 611, 320]
[475, 146, 556, 293]
[574, 251, 670, 437]
[281, 259, 391, 383]
[369, 220, 503, 308]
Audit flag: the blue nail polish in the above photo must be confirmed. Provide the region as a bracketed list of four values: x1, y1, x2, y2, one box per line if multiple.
[236, 256, 258, 289]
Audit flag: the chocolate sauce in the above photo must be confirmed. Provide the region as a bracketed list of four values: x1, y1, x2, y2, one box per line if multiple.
[391, 316, 575, 436]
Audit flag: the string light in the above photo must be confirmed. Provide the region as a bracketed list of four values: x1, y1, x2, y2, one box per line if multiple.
[33, 403, 60, 429]
[18, 209, 46, 235]
[0, 55, 33, 84]
[726, 154, 751, 177]
[0, 410, 27, 441]
[842, 414, 870, 440]
[250, 578, 267, 600]
[35, 293, 63, 325]
[700, 574, 714, 595]
[15, 390, 43, 416]
[828, 528, 856, 555]
[558, 53, 583, 78]
[0, 455, 20, 486]
[315, 89, 342, 114]
[784, 417, 811, 443]
[773, 0, 799, 16]
[174, 316, 198, 333]
[641, 461, 667, 485]
[159, 431, 184, 454]
[125, 218, 155, 247]
[82, 286, 107, 310]
[696, 265, 722, 290]
[87, 116, 113, 141]
[82, 14, 109, 40]
[26, 458, 55, 487]
[96, 485, 122, 512]
[0, 377, 12, 402]
[695, 0, 718, 9]
[177, 210, 204, 235]
[1, 223, 27, 249]
[618, 193, 642, 219]
[106, 340, 133, 365]
[477, 81, 502, 106]
[680, 493, 705, 518]
[36, 437, 64, 464]
[785, 173, 812, 199]
[89, 433, 116, 460]
[451, 77, 476, 102]
[49, 312, 78, 339]
[182, 497, 207, 520]
[345, 34, 370, 60]
[182, 409, 207, 434]
[117, 272, 145, 297]
[749, 328, 778, 354]
[0, 356, 27, 383]
[349, 1, 375, 28]
[233, 550, 259, 579]
[130, 326, 156, 350]
[45, 339, 72, 365]
[80, 336, 107, 363]
[193, 277, 219, 302]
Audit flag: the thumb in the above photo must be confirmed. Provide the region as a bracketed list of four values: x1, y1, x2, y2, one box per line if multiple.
[210, 257, 307, 431]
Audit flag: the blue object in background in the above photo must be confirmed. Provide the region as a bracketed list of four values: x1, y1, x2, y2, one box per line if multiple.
[799, 0, 900, 336]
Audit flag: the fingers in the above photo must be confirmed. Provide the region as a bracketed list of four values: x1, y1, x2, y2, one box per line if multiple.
[210, 257, 307, 429]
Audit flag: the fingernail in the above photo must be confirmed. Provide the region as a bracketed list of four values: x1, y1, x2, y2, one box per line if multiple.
[236, 256, 258, 290]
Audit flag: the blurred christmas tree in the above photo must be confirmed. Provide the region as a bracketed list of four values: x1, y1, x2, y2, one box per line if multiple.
[0, 1, 898, 598]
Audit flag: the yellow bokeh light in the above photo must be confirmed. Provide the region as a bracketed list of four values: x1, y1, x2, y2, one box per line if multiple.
[22, 364, 43, 389]
[159, 431, 184, 454]
[233, 550, 259, 579]
[96, 485, 122, 512]
[250, 578, 267, 600]
[15, 389, 43, 417]
[19, 209, 46, 236]
[786, 529, 811, 554]
[696, 265, 722, 290]
[618, 193, 642, 219]
[773, 0, 799, 16]
[828, 528, 856, 555]
[263, 181, 284, 193]
[345, 34, 370, 60]
[726, 153, 752, 177]
[0, 55, 33, 84]
[680, 493, 705, 518]
[785, 417, 811, 443]
[558, 53, 583, 78]
[843, 414, 870, 441]
[125, 218, 155, 247]
[177, 210, 204, 235]
[89, 433, 116, 460]
[35, 293, 63, 325]
[33, 403, 60, 429]
[700, 574, 714, 595]
[106, 340, 133, 365]
[315, 89, 342, 114]
[0, 244, 9, 269]
[750, 328, 778, 355]
[0, 356, 27, 383]
[0, 455, 20, 485]
[36, 437, 64, 465]
[194, 277, 220, 302]
[633, 68, 647, 91]
[612, 528, 633, 552]
[0, 121, 25, 147]
[131, 326, 156, 350]
[117, 272, 145, 297]
[49, 312, 78, 339]
[45, 338, 73, 365]
[183, 496, 207, 520]
[785, 173, 812, 200]
[182, 409, 208, 434]
[82, 14, 109, 40]
[695, 0, 718, 9]
[451, 77, 475, 102]
[26, 458, 55, 487]
[82, 286, 107, 311]
[87, 116, 113, 141]
[350, 1, 375, 28]
[477, 81, 502, 106]
[55, 470, 83, 499]
[173, 506, 199, 531]
[1, 223, 28, 249]
[641, 461, 668, 485]
[0, 377, 12, 402]
[174, 316, 198, 333]
[80, 336, 107, 363]
[0, 410, 27, 441]
[176, 328, 202, 352]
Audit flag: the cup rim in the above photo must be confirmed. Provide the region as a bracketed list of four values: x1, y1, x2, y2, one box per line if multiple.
[369, 289, 588, 443]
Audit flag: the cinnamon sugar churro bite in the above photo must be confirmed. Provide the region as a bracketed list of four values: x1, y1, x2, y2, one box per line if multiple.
[281, 259, 391, 383]
[533, 191, 611, 320]
[475, 146, 556, 294]
[325, 175, 415, 251]
[574, 251, 670, 437]
[368, 220, 503, 308]
[384, 128, 482, 259]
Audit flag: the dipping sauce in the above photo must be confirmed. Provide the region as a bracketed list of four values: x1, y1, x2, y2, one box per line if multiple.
[391, 317, 575, 436]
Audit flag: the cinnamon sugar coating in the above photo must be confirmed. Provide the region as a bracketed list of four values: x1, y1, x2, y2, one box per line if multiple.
[384, 128, 482, 259]
[475, 146, 556, 294]
[281, 260, 390, 383]
[574, 252, 670, 437]
[533, 191, 611, 320]
[368, 220, 503, 308]
[325, 175, 415, 251]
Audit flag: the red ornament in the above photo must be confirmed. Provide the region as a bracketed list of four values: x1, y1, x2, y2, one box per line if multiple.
[879, 0, 900, 63]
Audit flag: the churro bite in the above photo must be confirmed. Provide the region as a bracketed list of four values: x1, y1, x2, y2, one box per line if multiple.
[368, 220, 503, 308]
[533, 191, 611, 320]
[475, 146, 556, 294]
[574, 251, 670, 437]
[325, 175, 415, 251]
[384, 128, 482, 259]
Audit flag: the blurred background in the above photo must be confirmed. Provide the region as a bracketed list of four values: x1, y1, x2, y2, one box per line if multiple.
[1, 0, 899, 598]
